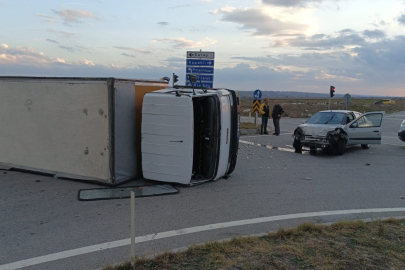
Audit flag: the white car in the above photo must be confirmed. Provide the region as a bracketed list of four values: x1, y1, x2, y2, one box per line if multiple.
[293, 110, 385, 155]
[399, 119, 405, 142]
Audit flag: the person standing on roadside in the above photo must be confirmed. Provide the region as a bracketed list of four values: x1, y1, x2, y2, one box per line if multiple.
[258, 98, 270, 135]
[271, 100, 284, 136]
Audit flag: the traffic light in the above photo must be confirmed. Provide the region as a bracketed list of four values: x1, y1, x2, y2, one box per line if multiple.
[330, 86, 335, 97]
[173, 73, 179, 85]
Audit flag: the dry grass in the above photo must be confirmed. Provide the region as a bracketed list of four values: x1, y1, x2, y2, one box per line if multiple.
[103, 218, 405, 270]
[240, 98, 405, 118]
[240, 122, 260, 129]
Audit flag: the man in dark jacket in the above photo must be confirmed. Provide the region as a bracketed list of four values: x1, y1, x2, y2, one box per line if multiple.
[271, 100, 284, 136]
[258, 98, 270, 135]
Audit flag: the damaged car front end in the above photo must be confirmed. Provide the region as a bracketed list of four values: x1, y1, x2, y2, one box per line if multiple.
[293, 127, 347, 153]
[292, 111, 355, 155]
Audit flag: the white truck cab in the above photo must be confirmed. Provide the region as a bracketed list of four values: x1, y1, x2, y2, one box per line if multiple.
[141, 87, 240, 185]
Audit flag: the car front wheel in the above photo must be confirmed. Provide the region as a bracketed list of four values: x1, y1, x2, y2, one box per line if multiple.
[293, 139, 302, 152]
[361, 144, 371, 149]
[335, 139, 346, 155]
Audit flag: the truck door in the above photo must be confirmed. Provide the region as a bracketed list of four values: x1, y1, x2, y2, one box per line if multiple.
[214, 93, 232, 180]
[141, 93, 193, 185]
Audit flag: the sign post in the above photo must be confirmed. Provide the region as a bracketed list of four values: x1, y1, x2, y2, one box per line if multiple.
[343, 93, 352, 109]
[252, 90, 262, 126]
[130, 190, 136, 268]
[186, 51, 215, 88]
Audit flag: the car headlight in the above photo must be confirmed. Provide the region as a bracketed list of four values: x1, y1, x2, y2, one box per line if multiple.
[401, 120, 405, 126]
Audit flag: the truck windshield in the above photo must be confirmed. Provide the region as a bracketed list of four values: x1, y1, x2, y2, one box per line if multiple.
[306, 112, 346, 125]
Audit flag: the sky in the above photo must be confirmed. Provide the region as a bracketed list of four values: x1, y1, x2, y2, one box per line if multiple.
[1, 0, 405, 96]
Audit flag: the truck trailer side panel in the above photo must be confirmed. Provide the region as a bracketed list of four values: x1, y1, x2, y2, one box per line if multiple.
[0, 77, 168, 184]
[0, 79, 111, 181]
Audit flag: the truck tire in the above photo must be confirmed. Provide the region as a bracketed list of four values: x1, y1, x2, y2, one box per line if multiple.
[335, 139, 346, 155]
[293, 139, 302, 153]
[361, 144, 371, 149]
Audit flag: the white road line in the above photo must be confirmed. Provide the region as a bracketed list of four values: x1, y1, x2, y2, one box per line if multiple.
[2, 208, 405, 270]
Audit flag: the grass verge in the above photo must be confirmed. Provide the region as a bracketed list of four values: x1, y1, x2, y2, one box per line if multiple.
[103, 218, 405, 270]
[240, 98, 405, 118]
[240, 122, 260, 129]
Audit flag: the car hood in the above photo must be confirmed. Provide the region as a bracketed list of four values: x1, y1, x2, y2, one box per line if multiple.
[298, 123, 343, 137]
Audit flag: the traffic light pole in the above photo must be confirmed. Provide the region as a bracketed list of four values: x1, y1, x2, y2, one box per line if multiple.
[328, 95, 331, 110]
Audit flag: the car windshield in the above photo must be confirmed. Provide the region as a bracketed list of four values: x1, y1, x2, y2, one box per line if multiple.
[306, 112, 346, 125]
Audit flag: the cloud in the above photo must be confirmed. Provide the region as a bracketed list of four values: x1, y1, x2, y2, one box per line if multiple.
[157, 22, 169, 26]
[0, 43, 64, 66]
[275, 29, 386, 50]
[280, 32, 365, 49]
[46, 39, 59, 44]
[121, 53, 135, 58]
[113, 46, 152, 54]
[59, 46, 74, 52]
[399, 14, 405, 25]
[35, 13, 57, 23]
[213, 8, 308, 36]
[52, 8, 97, 24]
[363, 29, 386, 39]
[153, 37, 217, 49]
[2, 39, 405, 97]
[169, 4, 192, 9]
[262, 0, 323, 7]
[47, 29, 75, 38]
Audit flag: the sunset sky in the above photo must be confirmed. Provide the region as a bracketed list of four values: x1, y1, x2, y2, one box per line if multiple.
[1, 0, 405, 96]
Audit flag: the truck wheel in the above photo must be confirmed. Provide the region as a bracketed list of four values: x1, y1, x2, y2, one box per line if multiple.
[335, 139, 346, 155]
[361, 144, 371, 149]
[293, 139, 302, 153]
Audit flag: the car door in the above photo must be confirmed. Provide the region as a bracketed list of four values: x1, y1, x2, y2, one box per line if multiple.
[345, 112, 385, 145]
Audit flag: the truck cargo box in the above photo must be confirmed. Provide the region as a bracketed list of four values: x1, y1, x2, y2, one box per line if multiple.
[0, 77, 168, 184]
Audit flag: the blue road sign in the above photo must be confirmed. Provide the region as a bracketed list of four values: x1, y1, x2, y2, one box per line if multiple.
[253, 90, 262, 100]
[185, 82, 213, 88]
[186, 60, 214, 66]
[186, 67, 214, 74]
[186, 74, 214, 82]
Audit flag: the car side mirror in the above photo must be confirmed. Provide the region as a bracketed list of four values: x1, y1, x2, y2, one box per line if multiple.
[302, 120, 306, 124]
[351, 122, 358, 128]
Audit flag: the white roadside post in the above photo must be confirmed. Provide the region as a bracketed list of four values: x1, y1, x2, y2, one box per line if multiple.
[255, 112, 258, 126]
[130, 190, 136, 268]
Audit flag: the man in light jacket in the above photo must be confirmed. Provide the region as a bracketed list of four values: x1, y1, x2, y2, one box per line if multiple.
[258, 98, 270, 135]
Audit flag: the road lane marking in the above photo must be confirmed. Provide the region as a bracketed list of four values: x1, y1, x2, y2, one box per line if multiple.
[2, 208, 405, 270]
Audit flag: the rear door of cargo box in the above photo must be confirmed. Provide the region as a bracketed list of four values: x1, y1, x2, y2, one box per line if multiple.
[141, 93, 193, 184]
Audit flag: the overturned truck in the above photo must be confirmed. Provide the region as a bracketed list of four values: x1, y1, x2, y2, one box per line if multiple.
[0, 77, 240, 185]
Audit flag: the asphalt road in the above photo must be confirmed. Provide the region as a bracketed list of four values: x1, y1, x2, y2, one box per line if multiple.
[1, 111, 404, 270]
